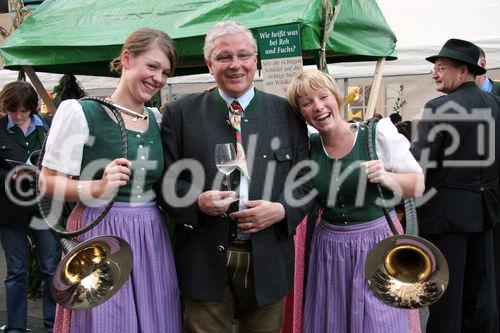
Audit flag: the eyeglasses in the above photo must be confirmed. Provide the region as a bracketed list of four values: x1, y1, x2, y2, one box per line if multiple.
[212, 51, 255, 63]
[432, 65, 449, 74]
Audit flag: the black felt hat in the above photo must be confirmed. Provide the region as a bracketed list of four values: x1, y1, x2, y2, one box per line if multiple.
[426, 38, 486, 75]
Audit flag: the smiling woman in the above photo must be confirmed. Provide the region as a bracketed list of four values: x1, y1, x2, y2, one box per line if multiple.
[37, 28, 182, 333]
[286, 70, 425, 333]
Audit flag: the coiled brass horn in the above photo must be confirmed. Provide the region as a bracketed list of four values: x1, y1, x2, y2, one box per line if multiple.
[363, 120, 449, 309]
[365, 233, 449, 309]
[37, 97, 137, 310]
[51, 234, 132, 310]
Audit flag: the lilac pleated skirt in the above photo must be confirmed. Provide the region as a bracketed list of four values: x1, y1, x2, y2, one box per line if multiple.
[55, 201, 181, 333]
[303, 214, 409, 333]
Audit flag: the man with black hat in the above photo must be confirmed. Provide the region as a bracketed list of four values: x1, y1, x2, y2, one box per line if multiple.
[412, 38, 500, 333]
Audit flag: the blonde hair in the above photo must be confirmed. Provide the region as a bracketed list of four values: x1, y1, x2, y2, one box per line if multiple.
[110, 28, 177, 76]
[286, 70, 343, 113]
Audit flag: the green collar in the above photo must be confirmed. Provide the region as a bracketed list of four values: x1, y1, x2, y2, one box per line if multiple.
[453, 80, 479, 93]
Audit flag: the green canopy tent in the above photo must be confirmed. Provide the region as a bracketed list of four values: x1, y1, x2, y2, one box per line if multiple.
[0, 0, 397, 112]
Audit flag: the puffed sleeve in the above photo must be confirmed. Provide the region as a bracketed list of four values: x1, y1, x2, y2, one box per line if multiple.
[376, 117, 422, 173]
[148, 107, 162, 128]
[41, 99, 89, 176]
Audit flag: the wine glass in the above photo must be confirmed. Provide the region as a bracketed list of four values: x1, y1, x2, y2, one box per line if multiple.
[215, 143, 238, 192]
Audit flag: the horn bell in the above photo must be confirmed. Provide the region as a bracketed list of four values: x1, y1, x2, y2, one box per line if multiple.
[365, 235, 449, 309]
[52, 235, 133, 310]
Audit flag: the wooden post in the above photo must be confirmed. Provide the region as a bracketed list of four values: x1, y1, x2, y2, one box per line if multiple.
[22, 66, 57, 114]
[364, 57, 385, 119]
[343, 77, 349, 119]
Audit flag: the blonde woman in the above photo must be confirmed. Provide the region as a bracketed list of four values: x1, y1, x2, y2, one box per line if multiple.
[286, 70, 424, 333]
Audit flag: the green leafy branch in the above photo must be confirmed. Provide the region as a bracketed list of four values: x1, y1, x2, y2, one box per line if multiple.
[393, 84, 407, 114]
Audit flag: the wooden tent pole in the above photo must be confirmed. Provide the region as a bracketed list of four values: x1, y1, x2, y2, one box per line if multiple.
[22, 66, 56, 114]
[364, 57, 385, 119]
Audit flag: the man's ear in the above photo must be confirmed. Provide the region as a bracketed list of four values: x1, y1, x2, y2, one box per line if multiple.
[205, 58, 213, 75]
[459, 63, 471, 78]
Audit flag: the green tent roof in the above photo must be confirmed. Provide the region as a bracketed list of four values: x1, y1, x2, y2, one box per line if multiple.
[0, 0, 397, 77]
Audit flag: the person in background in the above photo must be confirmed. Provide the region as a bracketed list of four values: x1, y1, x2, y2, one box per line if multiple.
[476, 47, 500, 95]
[389, 112, 402, 126]
[0, 81, 59, 332]
[396, 120, 412, 142]
[476, 45, 500, 330]
[412, 38, 500, 333]
[38, 28, 181, 332]
[161, 20, 311, 332]
[286, 70, 424, 332]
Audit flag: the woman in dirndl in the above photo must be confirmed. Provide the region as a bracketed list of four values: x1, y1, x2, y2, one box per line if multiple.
[286, 70, 424, 333]
[39, 28, 181, 333]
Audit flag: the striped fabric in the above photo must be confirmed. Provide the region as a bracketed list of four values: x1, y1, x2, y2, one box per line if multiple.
[229, 100, 250, 179]
[303, 214, 410, 333]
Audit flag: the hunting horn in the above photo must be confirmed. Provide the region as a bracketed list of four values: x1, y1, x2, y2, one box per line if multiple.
[363, 120, 449, 309]
[36, 97, 137, 310]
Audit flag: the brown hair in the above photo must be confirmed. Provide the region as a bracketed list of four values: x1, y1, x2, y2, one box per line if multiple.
[286, 70, 343, 115]
[0, 81, 39, 116]
[109, 28, 177, 76]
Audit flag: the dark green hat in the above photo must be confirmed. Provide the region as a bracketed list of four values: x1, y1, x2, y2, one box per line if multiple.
[426, 38, 486, 75]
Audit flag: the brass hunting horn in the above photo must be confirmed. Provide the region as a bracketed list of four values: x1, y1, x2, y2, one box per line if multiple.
[37, 97, 145, 310]
[363, 120, 449, 309]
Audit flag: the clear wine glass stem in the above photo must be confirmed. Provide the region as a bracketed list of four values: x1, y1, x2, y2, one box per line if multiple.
[226, 173, 231, 191]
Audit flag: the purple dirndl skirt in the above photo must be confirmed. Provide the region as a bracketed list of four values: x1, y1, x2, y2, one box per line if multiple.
[303, 213, 409, 333]
[67, 201, 181, 333]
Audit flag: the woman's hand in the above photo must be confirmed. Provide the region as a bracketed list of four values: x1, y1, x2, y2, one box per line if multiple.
[39, 158, 132, 202]
[92, 158, 131, 198]
[362, 160, 425, 197]
[362, 160, 388, 186]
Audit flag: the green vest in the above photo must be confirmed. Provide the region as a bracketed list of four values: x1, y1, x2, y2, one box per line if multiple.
[79, 100, 164, 202]
[310, 124, 393, 225]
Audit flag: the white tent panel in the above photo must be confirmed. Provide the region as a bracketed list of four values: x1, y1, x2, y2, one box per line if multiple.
[331, 0, 500, 78]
